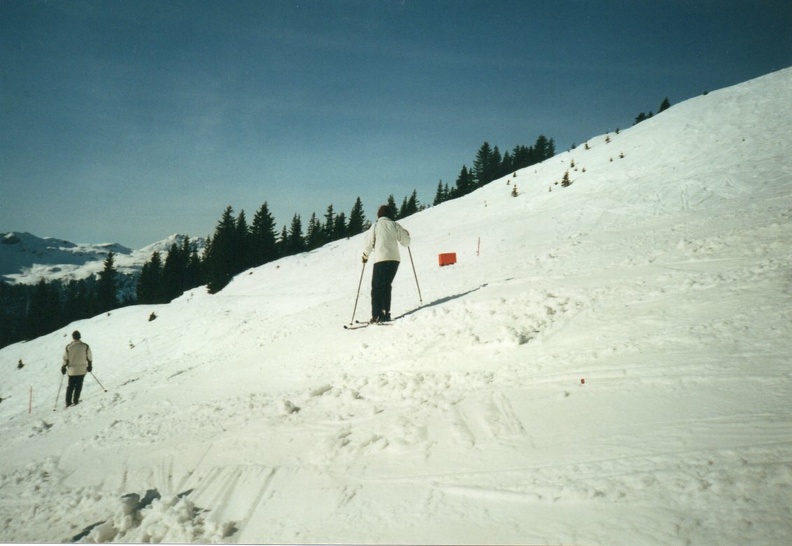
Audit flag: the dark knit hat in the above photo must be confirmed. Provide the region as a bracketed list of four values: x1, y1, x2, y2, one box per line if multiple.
[72, 330, 81, 340]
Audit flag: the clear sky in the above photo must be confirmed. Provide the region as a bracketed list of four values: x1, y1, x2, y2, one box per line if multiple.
[2, 0, 790, 249]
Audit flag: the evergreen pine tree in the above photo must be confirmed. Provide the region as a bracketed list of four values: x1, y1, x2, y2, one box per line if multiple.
[659, 97, 671, 113]
[96, 252, 119, 313]
[533, 135, 555, 161]
[405, 189, 419, 217]
[162, 243, 189, 302]
[347, 197, 367, 236]
[393, 191, 421, 219]
[202, 234, 213, 283]
[333, 212, 347, 239]
[433, 180, 447, 206]
[277, 225, 289, 256]
[322, 204, 336, 243]
[205, 206, 238, 294]
[491, 146, 503, 179]
[187, 242, 203, 290]
[398, 196, 409, 220]
[305, 213, 324, 250]
[499, 150, 514, 179]
[286, 214, 305, 255]
[235, 210, 252, 272]
[251, 202, 279, 266]
[473, 141, 496, 187]
[454, 165, 475, 196]
[137, 251, 164, 304]
[385, 195, 398, 220]
[512, 145, 532, 170]
[399, 190, 418, 218]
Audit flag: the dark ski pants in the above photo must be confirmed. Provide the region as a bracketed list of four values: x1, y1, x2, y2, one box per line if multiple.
[66, 374, 86, 406]
[371, 260, 399, 321]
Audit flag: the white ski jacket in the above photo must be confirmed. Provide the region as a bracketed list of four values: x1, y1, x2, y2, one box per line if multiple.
[63, 340, 93, 376]
[362, 217, 411, 263]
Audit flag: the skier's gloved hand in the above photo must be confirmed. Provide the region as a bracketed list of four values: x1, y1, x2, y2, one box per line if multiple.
[87, 364, 92, 373]
[361, 254, 368, 263]
[61, 366, 66, 375]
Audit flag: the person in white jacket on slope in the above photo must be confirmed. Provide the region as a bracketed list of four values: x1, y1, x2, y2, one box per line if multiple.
[362, 205, 411, 323]
[61, 330, 93, 407]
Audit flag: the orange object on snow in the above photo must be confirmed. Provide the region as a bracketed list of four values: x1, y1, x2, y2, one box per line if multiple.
[438, 252, 457, 266]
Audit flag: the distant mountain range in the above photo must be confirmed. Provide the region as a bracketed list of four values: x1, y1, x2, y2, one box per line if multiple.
[0, 231, 205, 286]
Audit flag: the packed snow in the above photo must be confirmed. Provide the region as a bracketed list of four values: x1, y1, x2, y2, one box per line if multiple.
[1, 68, 791, 544]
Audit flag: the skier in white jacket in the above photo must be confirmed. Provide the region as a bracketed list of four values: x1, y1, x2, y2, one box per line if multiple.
[362, 205, 411, 323]
[61, 330, 93, 407]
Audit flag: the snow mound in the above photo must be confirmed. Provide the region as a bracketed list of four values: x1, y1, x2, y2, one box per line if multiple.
[81, 490, 234, 543]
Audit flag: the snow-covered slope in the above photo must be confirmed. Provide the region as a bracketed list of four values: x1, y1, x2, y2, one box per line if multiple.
[1, 68, 791, 545]
[0, 232, 203, 285]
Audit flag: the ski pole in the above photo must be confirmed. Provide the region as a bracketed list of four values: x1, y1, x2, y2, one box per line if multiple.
[90, 371, 108, 392]
[54, 372, 64, 411]
[408, 247, 423, 305]
[350, 260, 367, 325]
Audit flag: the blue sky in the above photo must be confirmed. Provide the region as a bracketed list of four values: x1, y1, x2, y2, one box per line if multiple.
[2, 0, 790, 249]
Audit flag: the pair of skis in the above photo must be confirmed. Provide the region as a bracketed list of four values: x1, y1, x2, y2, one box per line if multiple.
[343, 320, 393, 330]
